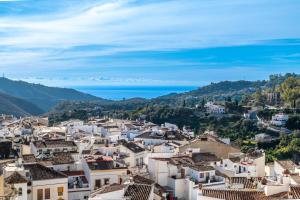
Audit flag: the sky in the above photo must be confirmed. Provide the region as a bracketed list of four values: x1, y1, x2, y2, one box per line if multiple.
[0, 0, 300, 87]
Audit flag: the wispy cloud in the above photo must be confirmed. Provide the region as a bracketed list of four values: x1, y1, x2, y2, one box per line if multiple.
[0, 0, 300, 86]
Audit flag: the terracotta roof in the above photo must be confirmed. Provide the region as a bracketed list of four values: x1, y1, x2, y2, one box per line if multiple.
[276, 160, 296, 171]
[5, 172, 28, 184]
[33, 139, 77, 149]
[124, 183, 153, 200]
[190, 165, 215, 171]
[192, 152, 221, 163]
[51, 152, 74, 165]
[36, 152, 74, 165]
[24, 163, 66, 181]
[169, 156, 194, 166]
[98, 184, 126, 194]
[290, 185, 300, 199]
[230, 177, 259, 189]
[202, 188, 280, 200]
[133, 175, 155, 185]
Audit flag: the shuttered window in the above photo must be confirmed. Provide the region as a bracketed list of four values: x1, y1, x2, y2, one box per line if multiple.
[45, 188, 50, 199]
[37, 189, 43, 200]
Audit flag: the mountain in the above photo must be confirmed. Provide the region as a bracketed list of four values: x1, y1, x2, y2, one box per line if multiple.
[0, 92, 44, 117]
[0, 77, 102, 112]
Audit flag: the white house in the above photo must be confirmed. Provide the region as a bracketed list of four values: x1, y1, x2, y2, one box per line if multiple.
[119, 140, 146, 167]
[30, 139, 78, 156]
[24, 163, 68, 200]
[61, 170, 90, 200]
[5, 172, 28, 200]
[271, 113, 289, 126]
[204, 102, 225, 114]
[82, 155, 128, 192]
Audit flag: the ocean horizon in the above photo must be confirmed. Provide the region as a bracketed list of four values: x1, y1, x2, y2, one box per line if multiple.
[72, 85, 197, 100]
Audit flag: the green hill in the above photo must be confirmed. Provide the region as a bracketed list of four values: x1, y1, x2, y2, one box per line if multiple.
[0, 77, 101, 112]
[0, 92, 44, 117]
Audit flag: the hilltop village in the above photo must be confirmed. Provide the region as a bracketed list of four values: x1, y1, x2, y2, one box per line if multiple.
[0, 110, 300, 200]
[0, 73, 299, 200]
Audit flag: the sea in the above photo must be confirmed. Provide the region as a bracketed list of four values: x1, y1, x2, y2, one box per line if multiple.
[73, 86, 197, 100]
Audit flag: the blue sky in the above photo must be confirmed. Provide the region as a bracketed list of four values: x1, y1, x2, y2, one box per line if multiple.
[0, 0, 300, 87]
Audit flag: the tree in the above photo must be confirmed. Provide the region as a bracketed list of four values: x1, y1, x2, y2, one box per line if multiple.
[254, 89, 266, 106]
[200, 98, 205, 109]
[278, 77, 300, 108]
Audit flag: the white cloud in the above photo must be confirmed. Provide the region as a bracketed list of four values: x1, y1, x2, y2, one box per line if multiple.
[0, 0, 299, 85]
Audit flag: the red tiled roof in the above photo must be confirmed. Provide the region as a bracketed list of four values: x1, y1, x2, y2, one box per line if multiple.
[290, 185, 300, 199]
[202, 188, 280, 200]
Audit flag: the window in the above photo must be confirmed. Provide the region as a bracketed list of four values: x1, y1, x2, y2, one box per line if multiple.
[37, 189, 43, 200]
[104, 178, 110, 185]
[57, 187, 64, 196]
[45, 188, 50, 199]
[95, 179, 101, 189]
[136, 158, 139, 166]
[140, 157, 144, 165]
[199, 173, 204, 178]
[18, 188, 22, 196]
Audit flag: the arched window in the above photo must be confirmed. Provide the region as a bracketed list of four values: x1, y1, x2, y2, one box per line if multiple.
[18, 187, 22, 195]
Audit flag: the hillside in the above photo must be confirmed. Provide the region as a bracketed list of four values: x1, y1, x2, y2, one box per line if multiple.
[149, 80, 266, 107]
[0, 77, 102, 111]
[50, 79, 266, 114]
[0, 92, 44, 117]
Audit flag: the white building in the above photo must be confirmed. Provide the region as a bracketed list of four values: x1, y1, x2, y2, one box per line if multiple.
[219, 150, 265, 178]
[119, 141, 146, 167]
[204, 102, 225, 114]
[271, 113, 289, 126]
[30, 139, 78, 155]
[82, 155, 128, 192]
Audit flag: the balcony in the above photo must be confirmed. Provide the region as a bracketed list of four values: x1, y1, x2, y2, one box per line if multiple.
[68, 177, 89, 191]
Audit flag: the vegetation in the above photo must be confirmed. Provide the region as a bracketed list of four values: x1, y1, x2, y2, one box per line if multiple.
[0, 77, 100, 112]
[277, 76, 300, 108]
[0, 92, 44, 117]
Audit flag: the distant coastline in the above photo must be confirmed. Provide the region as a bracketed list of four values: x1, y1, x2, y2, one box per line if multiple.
[72, 85, 197, 100]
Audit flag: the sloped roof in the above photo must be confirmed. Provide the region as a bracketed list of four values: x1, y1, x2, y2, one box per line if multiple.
[120, 140, 145, 153]
[24, 163, 66, 181]
[5, 172, 27, 184]
[202, 188, 286, 200]
[33, 139, 77, 149]
[98, 184, 126, 195]
[192, 152, 221, 163]
[124, 183, 153, 200]
[276, 160, 296, 171]
[290, 185, 300, 199]
[230, 177, 259, 189]
[133, 175, 155, 185]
